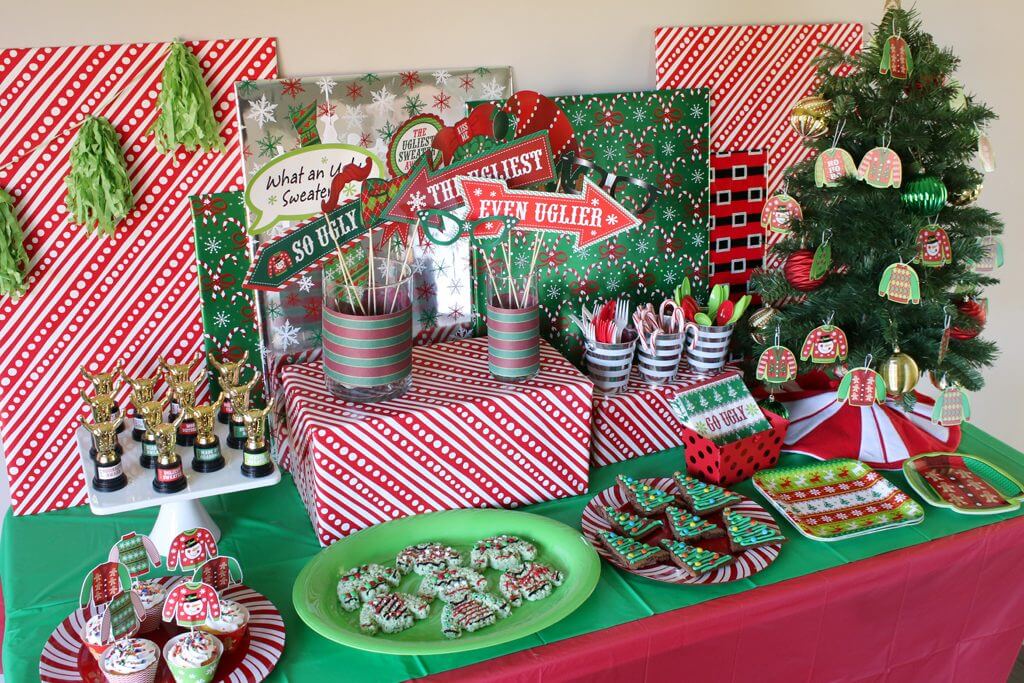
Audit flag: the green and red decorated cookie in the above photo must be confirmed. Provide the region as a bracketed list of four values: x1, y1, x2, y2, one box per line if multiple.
[665, 506, 723, 541]
[601, 505, 663, 539]
[617, 475, 675, 515]
[673, 472, 742, 515]
[598, 531, 667, 569]
[723, 507, 786, 551]
[660, 539, 734, 578]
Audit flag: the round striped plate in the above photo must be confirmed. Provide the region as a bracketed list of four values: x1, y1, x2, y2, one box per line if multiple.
[39, 578, 285, 682]
[581, 477, 782, 584]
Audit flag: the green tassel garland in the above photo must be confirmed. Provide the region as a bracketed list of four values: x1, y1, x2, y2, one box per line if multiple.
[65, 115, 133, 236]
[0, 189, 29, 298]
[150, 40, 225, 154]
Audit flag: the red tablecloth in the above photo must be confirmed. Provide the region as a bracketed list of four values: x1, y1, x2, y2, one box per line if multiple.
[425, 516, 1024, 682]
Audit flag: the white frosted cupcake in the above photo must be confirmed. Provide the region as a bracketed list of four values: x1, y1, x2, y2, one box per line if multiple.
[134, 580, 166, 634]
[100, 637, 159, 683]
[81, 613, 110, 662]
[163, 631, 223, 683]
[199, 598, 249, 654]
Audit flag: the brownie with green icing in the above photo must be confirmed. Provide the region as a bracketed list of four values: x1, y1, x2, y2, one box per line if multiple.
[672, 472, 742, 515]
[617, 475, 675, 515]
[660, 539, 734, 578]
[665, 506, 723, 541]
[601, 505, 663, 539]
[723, 507, 787, 551]
[598, 531, 667, 569]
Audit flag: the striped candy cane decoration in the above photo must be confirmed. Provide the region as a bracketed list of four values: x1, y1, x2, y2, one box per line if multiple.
[486, 303, 540, 381]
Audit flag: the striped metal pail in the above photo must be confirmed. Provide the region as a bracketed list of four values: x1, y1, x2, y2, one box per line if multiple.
[585, 334, 637, 394]
[636, 332, 683, 385]
[683, 322, 734, 375]
[487, 303, 541, 382]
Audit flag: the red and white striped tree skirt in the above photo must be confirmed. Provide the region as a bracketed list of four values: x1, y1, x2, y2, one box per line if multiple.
[0, 39, 277, 515]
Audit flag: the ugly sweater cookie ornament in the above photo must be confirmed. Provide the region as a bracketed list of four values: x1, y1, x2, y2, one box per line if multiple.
[880, 32, 913, 79]
[441, 592, 512, 639]
[359, 593, 431, 635]
[917, 227, 952, 267]
[801, 324, 849, 364]
[418, 567, 489, 603]
[837, 365, 887, 407]
[932, 384, 971, 427]
[973, 235, 1004, 272]
[470, 535, 537, 571]
[815, 147, 858, 187]
[756, 345, 799, 385]
[858, 147, 903, 188]
[499, 562, 564, 606]
[336, 564, 402, 612]
[879, 262, 921, 304]
[760, 192, 803, 233]
[166, 528, 218, 572]
[395, 544, 463, 576]
[161, 581, 221, 628]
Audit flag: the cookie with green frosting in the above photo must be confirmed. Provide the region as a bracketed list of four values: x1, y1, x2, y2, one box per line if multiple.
[601, 505, 663, 539]
[672, 472, 742, 515]
[617, 475, 675, 515]
[598, 531, 667, 569]
[660, 539, 734, 578]
[723, 507, 787, 551]
[665, 506, 723, 541]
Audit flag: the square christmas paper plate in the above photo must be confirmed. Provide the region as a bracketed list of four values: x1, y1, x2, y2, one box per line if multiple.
[752, 459, 924, 541]
[902, 453, 1024, 515]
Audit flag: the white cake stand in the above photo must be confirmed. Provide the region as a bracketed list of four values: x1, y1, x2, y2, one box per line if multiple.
[75, 420, 280, 556]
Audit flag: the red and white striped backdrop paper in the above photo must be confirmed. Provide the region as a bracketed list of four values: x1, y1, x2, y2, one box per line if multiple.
[655, 23, 863, 192]
[591, 365, 741, 468]
[281, 337, 593, 546]
[0, 39, 278, 515]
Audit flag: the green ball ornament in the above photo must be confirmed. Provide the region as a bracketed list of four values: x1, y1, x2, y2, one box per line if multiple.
[901, 176, 948, 215]
[759, 396, 789, 420]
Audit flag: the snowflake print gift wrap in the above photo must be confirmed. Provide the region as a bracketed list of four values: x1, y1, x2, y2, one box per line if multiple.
[234, 68, 514, 362]
[469, 89, 710, 368]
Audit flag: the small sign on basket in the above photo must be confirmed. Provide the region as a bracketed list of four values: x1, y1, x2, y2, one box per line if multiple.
[668, 373, 770, 445]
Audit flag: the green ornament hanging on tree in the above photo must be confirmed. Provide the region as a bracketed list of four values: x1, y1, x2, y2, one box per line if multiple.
[900, 176, 947, 215]
[150, 40, 225, 154]
[0, 189, 29, 298]
[65, 115, 133, 236]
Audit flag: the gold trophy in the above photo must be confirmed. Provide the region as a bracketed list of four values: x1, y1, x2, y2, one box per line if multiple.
[188, 396, 225, 473]
[207, 351, 248, 424]
[151, 412, 187, 493]
[82, 364, 125, 433]
[81, 390, 123, 458]
[137, 398, 168, 469]
[240, 399, 275, 478]
[81, 415, 128, 492]
[170, 380, 199, 447]
[121, 371, 158, 442]
[219, 372, 262, 450]
[159, 354, 200, 421]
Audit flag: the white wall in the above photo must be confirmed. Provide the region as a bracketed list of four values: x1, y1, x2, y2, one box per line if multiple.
[0, 0, 1020, 523]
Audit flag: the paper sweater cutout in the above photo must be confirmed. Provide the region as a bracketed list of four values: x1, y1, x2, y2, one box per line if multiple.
[837, 367, 886, 407]
[932, 385, 971, 426]
[760, 193, 802, 233]
[162, 581, 221, 628]
[80, 561, 132, 609]
[108, 532, 161, 579]
[815, 148, 857, 187]
[858, 147, 903, 188]
[192, 555, 244, 592]
[801, 325, 849, 364]
[878, 263, 920, 304]
[167, 528, 218, 571]
[100, 590, 144, 642]
[756, 346, 798, 384]
[917, 227, 952, 267]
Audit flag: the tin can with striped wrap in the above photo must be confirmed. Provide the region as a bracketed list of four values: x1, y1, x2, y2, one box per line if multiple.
[682, 322, 734, 375]
[636, 330, 683, 385]
[585, 331, 637, 394]
[486, 277, 540, 382]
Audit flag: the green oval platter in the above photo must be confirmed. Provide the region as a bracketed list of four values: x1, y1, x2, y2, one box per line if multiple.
[292, 508, 601, 655]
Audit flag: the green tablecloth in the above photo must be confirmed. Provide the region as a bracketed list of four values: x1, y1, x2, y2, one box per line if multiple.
[4, 424, 1023, 681]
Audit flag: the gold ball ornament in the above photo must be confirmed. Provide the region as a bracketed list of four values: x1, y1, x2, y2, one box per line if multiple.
[949, 182, 983, 206]
[790, 96, 832, 139]
[749, 306, 781, 345]
[882, 352, 920, 397]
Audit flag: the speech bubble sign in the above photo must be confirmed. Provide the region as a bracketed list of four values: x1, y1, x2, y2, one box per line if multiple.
[245, 144, 384, 235]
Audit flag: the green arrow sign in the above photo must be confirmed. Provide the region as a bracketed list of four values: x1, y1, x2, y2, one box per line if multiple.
[243, 201, 365, 291]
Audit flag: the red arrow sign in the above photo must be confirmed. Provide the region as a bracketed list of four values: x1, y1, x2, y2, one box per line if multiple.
[382, 131, 554, 224]
[460, 176, 642, 248]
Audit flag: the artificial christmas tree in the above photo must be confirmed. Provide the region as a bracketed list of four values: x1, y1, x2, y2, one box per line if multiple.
[747, 7, 1001, 467]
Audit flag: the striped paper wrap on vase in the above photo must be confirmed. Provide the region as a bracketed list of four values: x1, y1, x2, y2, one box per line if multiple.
[486, 277, 540, 382]
[322, 304, 413, 392]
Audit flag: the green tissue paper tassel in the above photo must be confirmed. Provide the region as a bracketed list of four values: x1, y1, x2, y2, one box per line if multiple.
[151, 40, 225, 154]
[0, 189, 29, 298]
[65, 115, 133, 236]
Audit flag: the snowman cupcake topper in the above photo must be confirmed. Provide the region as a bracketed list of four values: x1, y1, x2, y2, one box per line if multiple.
[162, 580, 222, 630]
[167, 527, 218, 572]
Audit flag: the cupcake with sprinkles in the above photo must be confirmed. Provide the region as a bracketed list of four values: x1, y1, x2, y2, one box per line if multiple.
[163, 630, 224, 683]
[81, 613, 112, 663]
[133, 580, 167, 635]
[100, 637, 160, 683]
[199, 598, 250, 654]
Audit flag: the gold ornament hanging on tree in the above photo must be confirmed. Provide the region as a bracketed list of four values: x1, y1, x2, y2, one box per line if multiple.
[749, 306, 782, 345]
[790, 96, 832, 139]
[949, 181, 982, 206]
[882, 350, 920, 396]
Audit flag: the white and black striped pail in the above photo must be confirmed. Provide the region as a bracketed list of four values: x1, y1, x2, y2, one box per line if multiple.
[683, 322, 734, 375]
[585, 334, 637, 394]
[636, 332, 683, 385]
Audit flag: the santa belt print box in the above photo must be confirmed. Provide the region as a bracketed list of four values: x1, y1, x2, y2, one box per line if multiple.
[281, 337, 593, 545]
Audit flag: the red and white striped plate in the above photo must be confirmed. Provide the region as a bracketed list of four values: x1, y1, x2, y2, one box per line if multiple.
[581, 477, 782, 584]
[39, 578, 285, 682]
